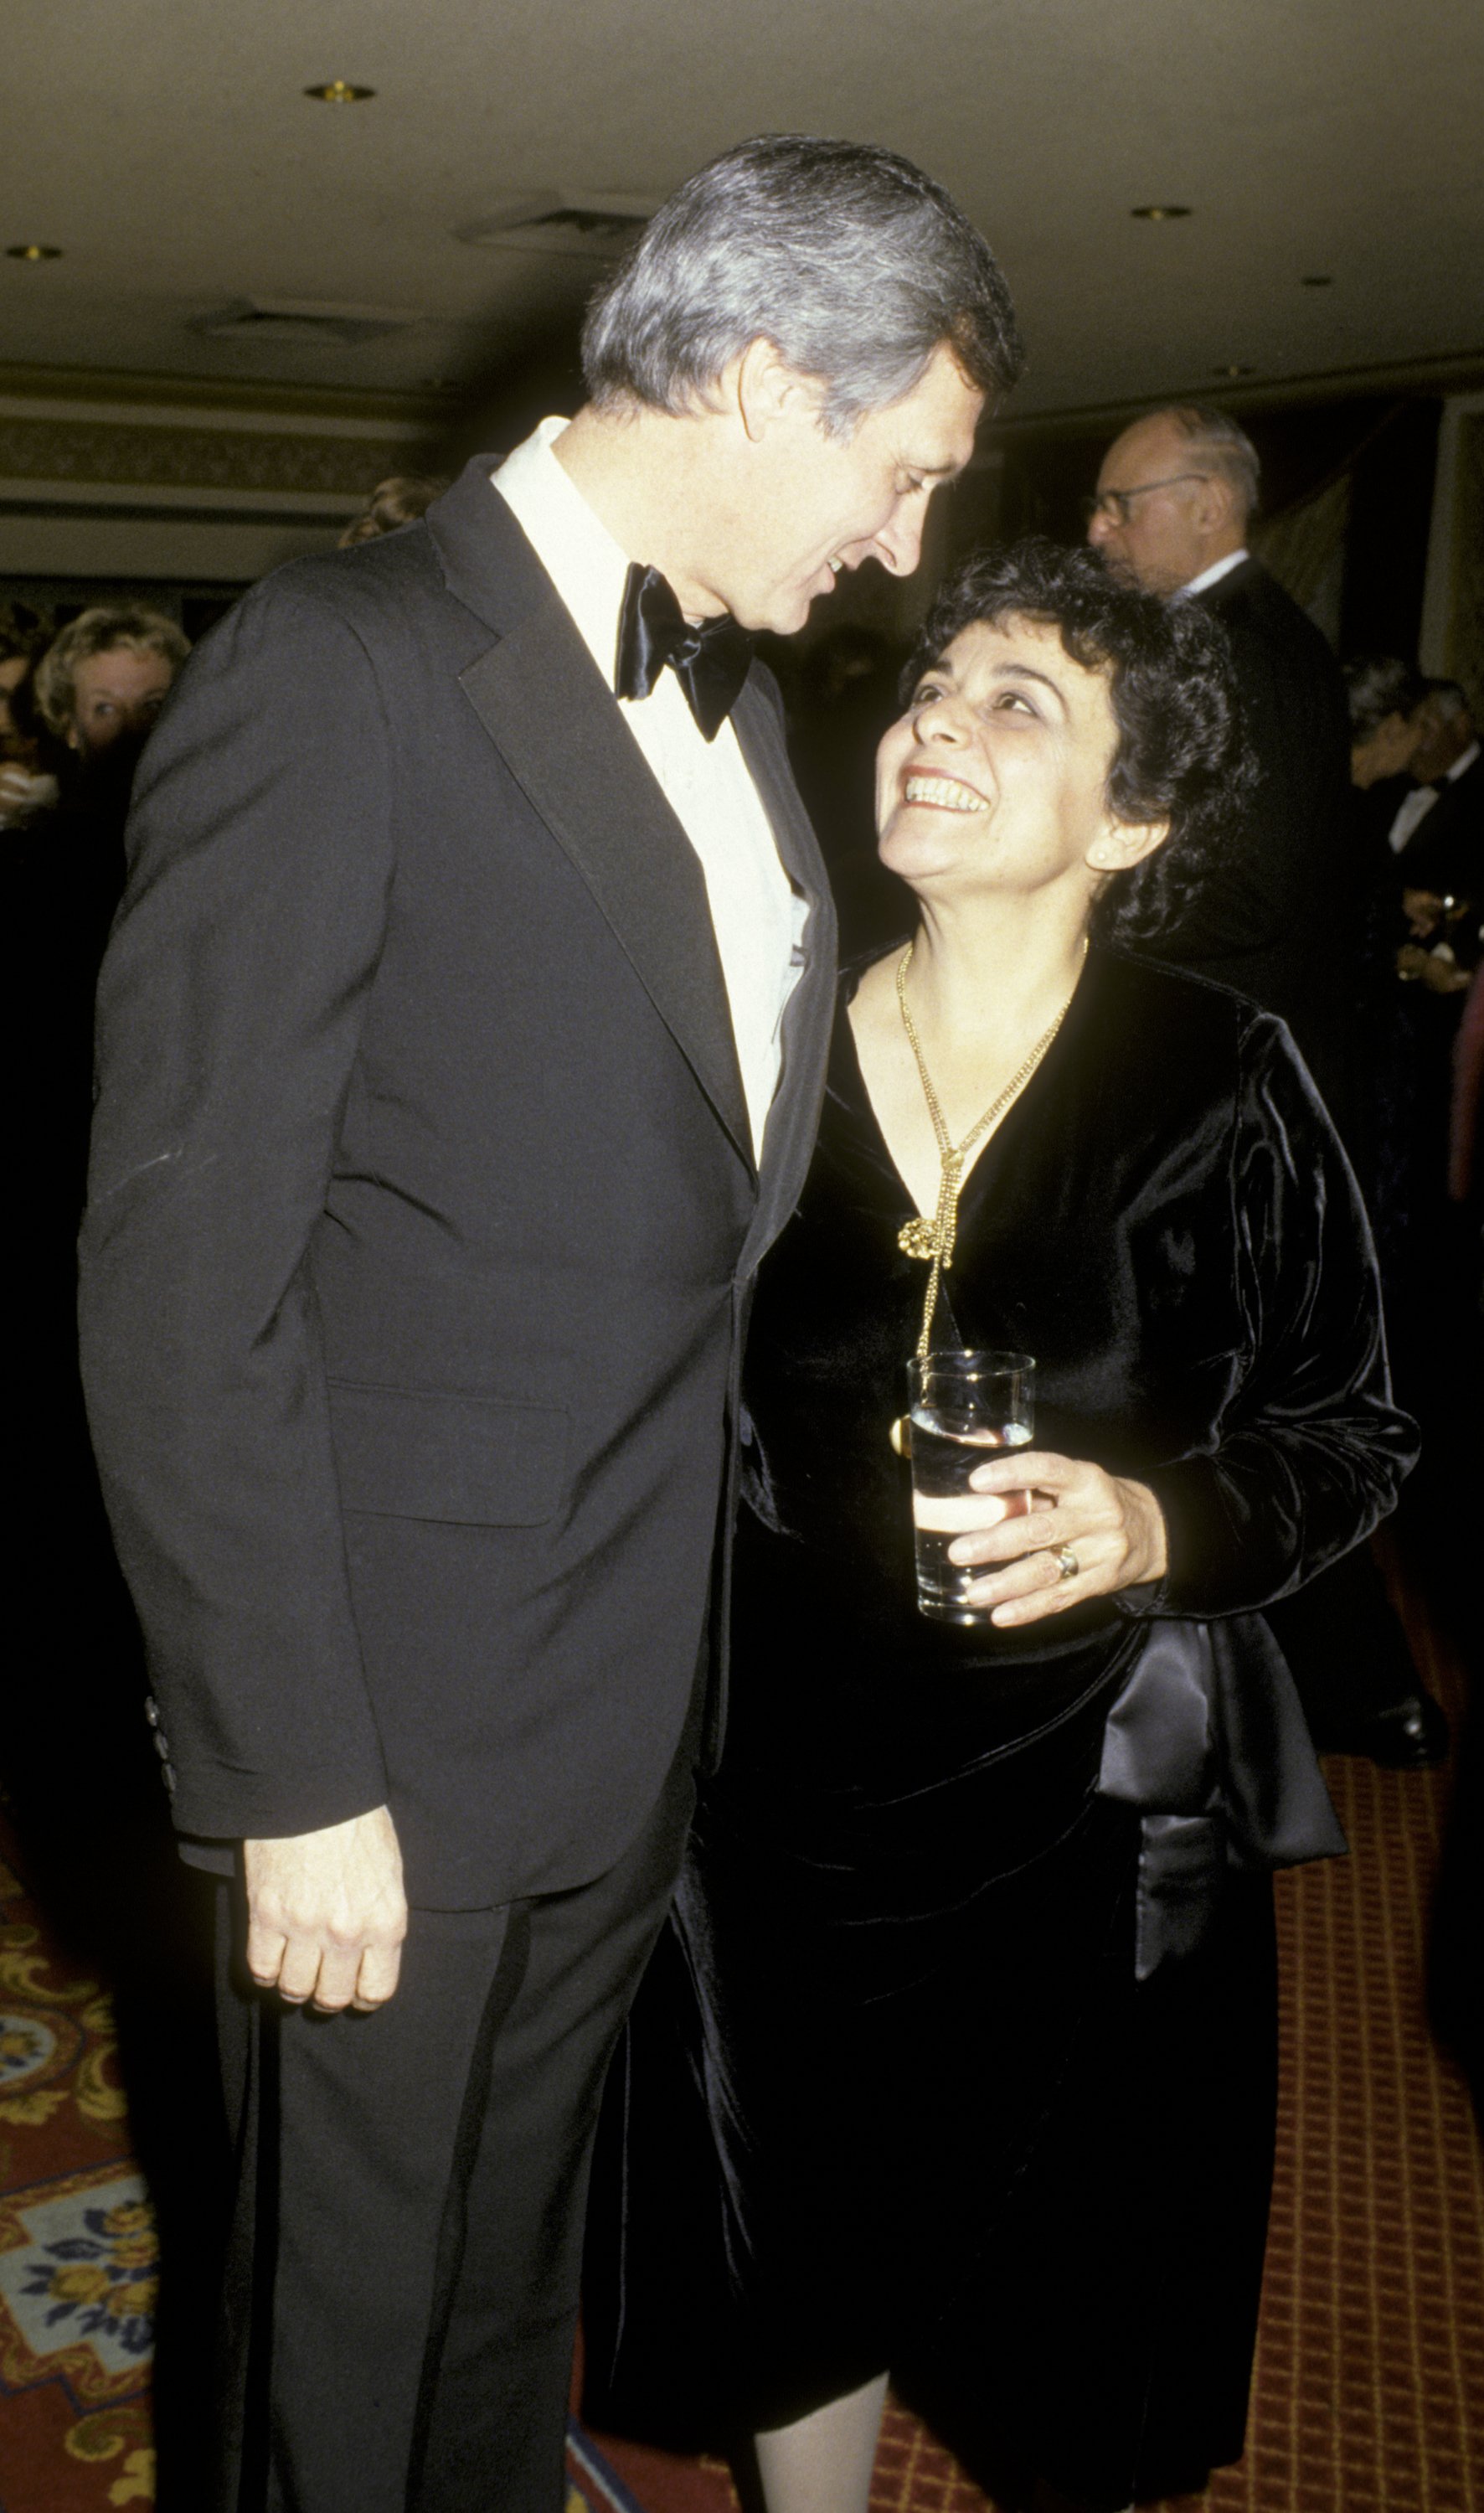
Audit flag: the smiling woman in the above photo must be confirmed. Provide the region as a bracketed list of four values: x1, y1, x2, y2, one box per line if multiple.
[849, 539, 1254, 1251]
[878, 536, 1253, 947]
[584, 538, 1415, 2513]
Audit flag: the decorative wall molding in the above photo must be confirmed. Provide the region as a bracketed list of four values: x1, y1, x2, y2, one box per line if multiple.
[0, 410, 434, 508]
[0, 367, 447, 570]
[0, 513, 351, 583]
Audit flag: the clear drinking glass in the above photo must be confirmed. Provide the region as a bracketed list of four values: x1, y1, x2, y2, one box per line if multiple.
[907, 1349, 1035, 1623]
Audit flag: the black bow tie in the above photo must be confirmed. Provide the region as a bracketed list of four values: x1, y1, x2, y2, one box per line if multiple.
[616, 562, 753, 741]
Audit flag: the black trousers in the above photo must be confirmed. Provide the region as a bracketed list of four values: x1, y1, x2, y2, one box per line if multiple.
[211, 1725, 697, 2513]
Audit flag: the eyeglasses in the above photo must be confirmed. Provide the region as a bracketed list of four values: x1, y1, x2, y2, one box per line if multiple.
[1083, 472, 1210, 526]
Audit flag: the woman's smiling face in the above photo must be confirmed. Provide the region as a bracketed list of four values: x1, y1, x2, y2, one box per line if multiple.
[874, 614, 1131, 909]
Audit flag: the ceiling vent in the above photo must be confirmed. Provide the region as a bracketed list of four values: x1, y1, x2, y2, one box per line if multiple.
[188, 297, 423, 346]
[456, 192, 658, 260]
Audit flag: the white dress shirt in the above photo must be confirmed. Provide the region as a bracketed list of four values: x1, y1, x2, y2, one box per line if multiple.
[1388, 739, 1481, 856]
[1176, 548, 1250, 601]
[491, 416, 806, 1164]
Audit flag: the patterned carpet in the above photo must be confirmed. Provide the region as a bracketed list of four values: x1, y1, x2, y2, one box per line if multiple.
[0, 1849, 152, 2509]
[1, 1561, 1478, 2512]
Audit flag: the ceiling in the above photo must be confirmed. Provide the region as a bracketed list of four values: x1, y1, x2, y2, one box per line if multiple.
[3, 0, 1481, 430]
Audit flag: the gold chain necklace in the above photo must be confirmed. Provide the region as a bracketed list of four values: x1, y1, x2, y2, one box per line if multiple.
[895, 938, 1085, 1357]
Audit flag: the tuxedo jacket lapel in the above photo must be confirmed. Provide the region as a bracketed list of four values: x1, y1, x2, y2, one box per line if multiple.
[733, 676, 837, 1270]
[435, 467, 752, 1168]
[431, 459, 835, 1205]
[733, 673, 818, 895]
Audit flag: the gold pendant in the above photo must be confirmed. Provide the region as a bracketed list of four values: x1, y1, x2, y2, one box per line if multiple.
[898, 1215, 939, 1260]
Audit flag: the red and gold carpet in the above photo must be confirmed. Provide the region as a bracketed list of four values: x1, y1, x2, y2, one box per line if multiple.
[2, 1569, 1479, 2511]
[0, 1843, 152, 2509]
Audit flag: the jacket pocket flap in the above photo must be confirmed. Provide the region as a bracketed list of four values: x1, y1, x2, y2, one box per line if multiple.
[328, 1382, 569, 1527]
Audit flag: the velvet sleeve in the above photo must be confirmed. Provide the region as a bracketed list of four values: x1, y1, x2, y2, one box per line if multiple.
[1138, 1013, 1417, 1618]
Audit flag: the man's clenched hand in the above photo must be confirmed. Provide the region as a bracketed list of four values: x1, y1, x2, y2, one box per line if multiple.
[244, 1805, 408, 2014]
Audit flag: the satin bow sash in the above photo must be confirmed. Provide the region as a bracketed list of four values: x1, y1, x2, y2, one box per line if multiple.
[616, 562, 754, 742]
[1097, 1613, 1346, 1979]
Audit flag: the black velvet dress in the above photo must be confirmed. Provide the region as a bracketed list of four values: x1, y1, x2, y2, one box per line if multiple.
[583, 947, 1415, 2509]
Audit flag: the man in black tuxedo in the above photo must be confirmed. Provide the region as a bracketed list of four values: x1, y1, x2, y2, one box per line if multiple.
[78, 137, 1020, 2513]
[1390, 678, 1483, 905]
[1087, 403, 1448, 1773]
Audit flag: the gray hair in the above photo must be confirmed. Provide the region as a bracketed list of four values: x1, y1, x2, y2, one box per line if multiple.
[580, 134, 1023, 437]
[1422, 677, 1471, 723]
[1342, 653, 1425, 737]
[1158, 403, 1262, 524]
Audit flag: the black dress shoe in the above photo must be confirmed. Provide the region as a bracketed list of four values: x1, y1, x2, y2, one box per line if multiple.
[1317, 1692, 1451, 1770]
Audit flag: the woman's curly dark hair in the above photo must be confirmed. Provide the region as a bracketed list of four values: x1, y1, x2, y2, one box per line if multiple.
[901, 537, 1257, 947]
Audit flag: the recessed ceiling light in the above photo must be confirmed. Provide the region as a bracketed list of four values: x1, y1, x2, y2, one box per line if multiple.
[1301, 274, 1333, 287]
[1214, 364, 1255, 378]
[304, 80, 375, 103]
[1131, 204, 1192, 221]
[6, 242, 62, 261]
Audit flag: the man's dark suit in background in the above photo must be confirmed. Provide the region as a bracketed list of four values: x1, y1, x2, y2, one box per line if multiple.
[1397, 740, 1484, 900]
[1149, 555, 1353, 1116]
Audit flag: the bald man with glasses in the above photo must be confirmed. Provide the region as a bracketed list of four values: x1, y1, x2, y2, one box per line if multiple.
[1086, 404, 1353, 1093]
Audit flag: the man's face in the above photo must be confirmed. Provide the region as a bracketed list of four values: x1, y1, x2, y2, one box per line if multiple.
[1351, 711, 1422, 791]
[1086, 418, 1218, 596]
[714, 343, 984, 635]
[69, 644, 176, 755]
[1409, 694, 1475, 784]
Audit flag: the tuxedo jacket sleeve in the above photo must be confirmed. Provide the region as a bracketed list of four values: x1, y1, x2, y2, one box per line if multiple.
[80, 581, 400, 1839]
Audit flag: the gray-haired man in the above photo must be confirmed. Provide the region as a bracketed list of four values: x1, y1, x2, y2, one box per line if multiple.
[80, 136, 1021, 2510]
[1087, 400, 1354, 1101]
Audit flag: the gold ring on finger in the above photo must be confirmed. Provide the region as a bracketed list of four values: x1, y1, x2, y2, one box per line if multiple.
[1053, 1544, 1080, 1582]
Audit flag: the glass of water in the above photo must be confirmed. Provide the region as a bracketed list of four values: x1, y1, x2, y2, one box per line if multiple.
[907, 1349, 1035, 1623]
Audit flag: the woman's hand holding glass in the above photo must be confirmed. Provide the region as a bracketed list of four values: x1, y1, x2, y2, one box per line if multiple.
[948, 1450, 1168, 1627]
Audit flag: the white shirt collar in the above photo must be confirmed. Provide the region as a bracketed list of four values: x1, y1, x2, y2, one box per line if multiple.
[490, 415, 632, 692]
[1438, 737, 1481, 787]
[1176, 548, 1250, 601]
